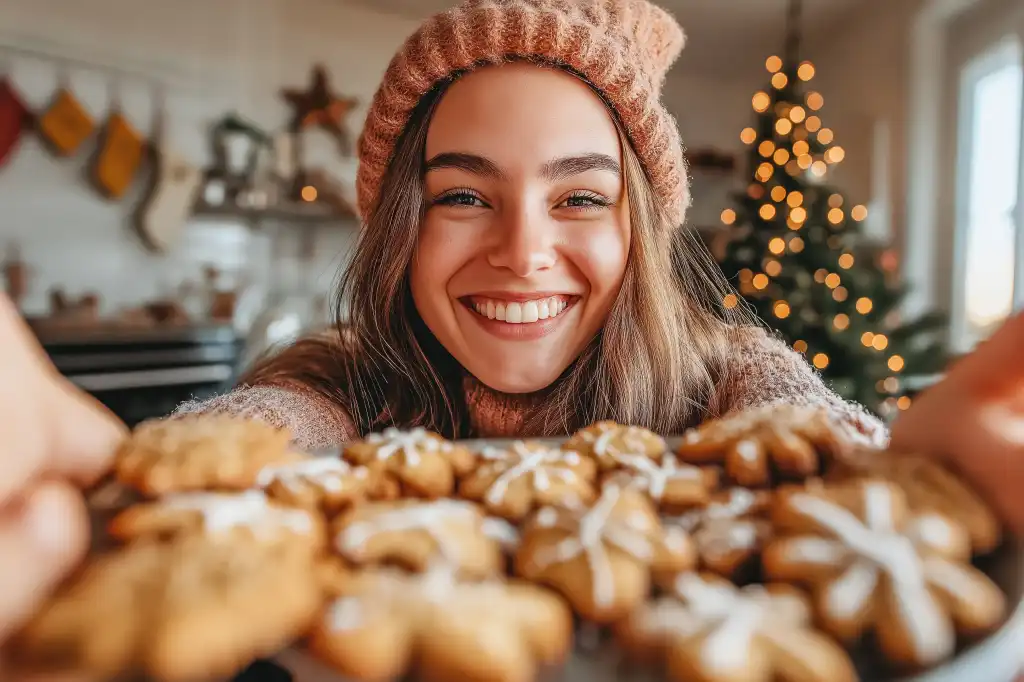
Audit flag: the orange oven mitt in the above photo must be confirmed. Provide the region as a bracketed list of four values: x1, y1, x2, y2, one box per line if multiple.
[93, 112, 145, 199]
[38, 88, 95, 157]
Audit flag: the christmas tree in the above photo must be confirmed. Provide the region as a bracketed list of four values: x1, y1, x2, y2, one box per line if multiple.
[715, 0, 947, 418]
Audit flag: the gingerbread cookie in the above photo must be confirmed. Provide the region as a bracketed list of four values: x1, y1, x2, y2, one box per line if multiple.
[108, 490, 324, 550]
[829, 450, 1002, 555]
[458, 441, 597, 521]
[256, 455, 375, 513]
[514, 486, 695, 622]
[763, 479, 1007, 668]
[115, 415, 301, 496]
[343, 427, 475, 498]
[12, 534, 323, 682]
[675, 405, 847, 487]
[308, 566, 573, 682]
[333, 498, 503, 578]
[616, 572, 857, 682]
[602, 453, 718, 514]
[662, 488, 773, 580]
[564, 420, 668, 470]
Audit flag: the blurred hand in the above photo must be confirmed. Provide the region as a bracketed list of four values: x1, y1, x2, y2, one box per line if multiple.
[891, 311, 1024, 535]
[0, 293, 126, 655]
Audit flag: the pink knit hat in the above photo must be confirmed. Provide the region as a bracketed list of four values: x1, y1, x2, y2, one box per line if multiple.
[356, 0, 690, 228]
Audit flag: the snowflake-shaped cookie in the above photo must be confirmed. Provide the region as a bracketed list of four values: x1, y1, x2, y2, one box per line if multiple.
[343, 427, 475, 498]
[764, 480, 1007, 668]
[564, 420, 668, 470]
[616, 572, 857, 682]
[107, 490, 323, 551]
[333, 498, 504, 578]
[514, 486, 695, 622]
[307, 566, 573, 682]
[602, 452, 719, 514]
[256, 455, 375, 513]
[675, 405, 848, 487]
[459, 441, 597, 520]
[662, 488, 773, 580]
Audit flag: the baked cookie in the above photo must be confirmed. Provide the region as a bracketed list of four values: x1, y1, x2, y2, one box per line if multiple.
[675, 405, 847, 487]
[763, 479, 1007, 668]
[333, 498, 503, 578]
[662, 488, 773, 580]
[343, 427, 475, 498]
[12, 534, 322, 682]
[115, 415, 301, 496]
[514, 486, 696, 622]
[602, 453, 719, 514]
[564, 420, 668, 470]
[256, 455, 375, 513]
[308, 566, 573, 682]
[616, 572, 857, 682]
[829, 449, 1002, 555]
[107, 490, 324, 550]
[458, 441, 597, 521]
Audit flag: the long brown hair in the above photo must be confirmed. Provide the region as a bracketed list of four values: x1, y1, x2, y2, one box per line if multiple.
[242, 63, 755, 437]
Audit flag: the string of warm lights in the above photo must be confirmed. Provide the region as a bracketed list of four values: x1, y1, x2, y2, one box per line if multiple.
[721, 55, 911, 412]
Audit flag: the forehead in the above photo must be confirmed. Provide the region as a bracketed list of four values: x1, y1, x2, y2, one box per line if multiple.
[425, 62, 622, 164]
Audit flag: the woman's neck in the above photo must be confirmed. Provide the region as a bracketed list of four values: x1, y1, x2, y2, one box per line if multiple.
[462, 374, 554, 438]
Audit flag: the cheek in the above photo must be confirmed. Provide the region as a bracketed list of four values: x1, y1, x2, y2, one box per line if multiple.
[569, 225, 630, 301]
[410, 219, 470, 311]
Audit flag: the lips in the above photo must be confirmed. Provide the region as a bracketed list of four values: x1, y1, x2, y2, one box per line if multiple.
[463, 295, 575, 324]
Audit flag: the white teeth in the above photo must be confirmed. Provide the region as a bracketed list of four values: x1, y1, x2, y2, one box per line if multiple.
[470, 296, 572, 324]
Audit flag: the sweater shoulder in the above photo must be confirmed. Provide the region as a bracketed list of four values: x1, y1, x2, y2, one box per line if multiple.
[172, 383, 359, 451]
[717, 326, 889, 447]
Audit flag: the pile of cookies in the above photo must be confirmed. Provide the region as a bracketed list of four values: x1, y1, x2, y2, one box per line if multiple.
[6, 405, 1011, 682]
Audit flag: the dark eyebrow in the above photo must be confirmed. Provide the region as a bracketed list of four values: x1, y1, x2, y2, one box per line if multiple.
[424, 152, 508, 180]
[541, 153, 621, 181]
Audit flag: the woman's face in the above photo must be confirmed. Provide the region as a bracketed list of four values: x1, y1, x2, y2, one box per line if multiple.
[410, 63, 631, 394]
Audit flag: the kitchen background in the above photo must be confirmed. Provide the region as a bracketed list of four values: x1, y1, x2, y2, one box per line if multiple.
[0, 0, 1021, 425]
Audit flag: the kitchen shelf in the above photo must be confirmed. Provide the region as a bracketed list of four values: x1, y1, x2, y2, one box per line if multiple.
[192, 200, 358, 226]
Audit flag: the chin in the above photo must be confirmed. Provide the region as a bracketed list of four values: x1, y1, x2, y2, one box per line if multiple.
[467, 364, 565, 394]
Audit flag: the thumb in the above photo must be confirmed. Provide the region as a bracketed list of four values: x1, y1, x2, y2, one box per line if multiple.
[43, 379, 127, 489]
[949, 311, 1024, 402]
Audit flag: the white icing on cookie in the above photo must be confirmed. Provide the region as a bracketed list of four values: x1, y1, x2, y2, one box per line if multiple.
[328, 597, 364, 631]
[163, 490, 313, 535]
[787, 484, 956, 664]
[337, 499, 480, 564]
[478, 442, 584, 504]
[904, 513, 957, 552]
[612, 453, 703, 500]
[256, 456, 356, 494]
[734, 439, 760, 463]
[580, 424, 659, 463]
[529, 486, 654, 608]
[364, 427, 451, 467]
[481, 516, 520, 551]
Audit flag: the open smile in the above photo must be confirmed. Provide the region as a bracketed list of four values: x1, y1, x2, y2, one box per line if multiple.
[457, 293, 581, 340]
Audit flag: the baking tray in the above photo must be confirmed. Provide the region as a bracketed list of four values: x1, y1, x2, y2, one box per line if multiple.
[269, 437, 1024, 682]
[83, 437, 1023, 682]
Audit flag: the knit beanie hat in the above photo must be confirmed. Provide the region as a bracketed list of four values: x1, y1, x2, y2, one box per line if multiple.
[356, 0, 690, 228]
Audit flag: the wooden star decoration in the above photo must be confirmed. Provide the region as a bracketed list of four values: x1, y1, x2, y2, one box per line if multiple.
[282, 65, 358, 156]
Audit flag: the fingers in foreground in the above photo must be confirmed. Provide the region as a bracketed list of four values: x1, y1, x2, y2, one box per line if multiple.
[950, 311, 1024, 400]
[0, 481, 89, 643]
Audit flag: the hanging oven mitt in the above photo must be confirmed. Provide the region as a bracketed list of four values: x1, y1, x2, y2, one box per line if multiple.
[0, 79, 30, 169]
[38, 88, 95, 157]
[136, 143, 202, 252]
[93, 111, 145, 199]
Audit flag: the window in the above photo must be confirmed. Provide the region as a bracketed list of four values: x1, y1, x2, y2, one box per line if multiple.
[951, 37, 1024, 351]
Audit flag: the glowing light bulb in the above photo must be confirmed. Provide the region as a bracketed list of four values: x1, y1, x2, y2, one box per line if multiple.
[883, 377, 900, 393]
[814, 269, 828, 283]
[818, 128, 834, 144]
[897, 396, 912, 410]
[798, 62, 815, 81]
[752, 92, 771, 112]
[720, 209, 737, 225]
[759, 204, 777, 220]
[723, 293, 739, 309]
[774, 301, 791, 318]
[861, 332, 875, 347]
[851, 204, 868, 221]
[888, 355, 905, 372]
[756, 163, 775, 181]
[856, 297, 873, 314]
[838, 253, 855, 269]
[766, 55, 783, 72]
[752, 274, 769, 290]
[812, 353, 829, 369]
[789, 106, 806, 123]
[772, 72, 789, 89]
[872, 334, 889, 351]
[790, 207, 807, 223]
[824, 273, 841, 289]
[792, 140, 810, 156]
[773, 149, 790, 165]
[793, 340, 808, 353]
[811, 160, 827, 176]
[828, 208, 844, 224]
[776, 118, 793, 135]
[771, 186, 787, 202]
[787, 191, 804, 207]
[797, 154, 813, 169]
[805, 116, 821, 132]
[790, 237, 805, 252]
[832, 286, 848, 302]
[826, 146, 846, 164]
[759, 140, 776, 157]
[828, 194, 844, 208]
[768, 237, 786, 255]
[806, 92, 824, 110]
[765, 260, 782, 276]
[301, 185, 318, 202]
[833, 313, 850, 330]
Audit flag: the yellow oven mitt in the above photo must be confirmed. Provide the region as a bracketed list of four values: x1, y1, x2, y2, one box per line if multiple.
[93, 112, 145, 199]
[38, 89, 95, 156]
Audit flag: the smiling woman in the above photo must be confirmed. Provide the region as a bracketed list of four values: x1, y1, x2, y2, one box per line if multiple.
[174, 0, 886, 448]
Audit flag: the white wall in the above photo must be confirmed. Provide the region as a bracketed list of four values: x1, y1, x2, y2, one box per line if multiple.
[0, 0, 420, 317]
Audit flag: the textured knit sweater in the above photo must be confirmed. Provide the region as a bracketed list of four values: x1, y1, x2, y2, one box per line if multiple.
[175, 330, 888, 452]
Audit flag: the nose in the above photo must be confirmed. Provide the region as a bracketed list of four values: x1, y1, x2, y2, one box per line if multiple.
[486, 203, 557, 277]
